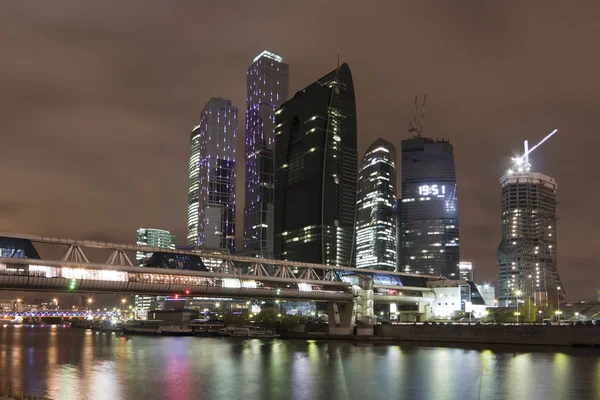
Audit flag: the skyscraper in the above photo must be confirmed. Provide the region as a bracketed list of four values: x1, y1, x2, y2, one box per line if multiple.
[135, 228, 175, 312]
[274, 63, 357, 267]
[399, 136, 460, 278]
[243, 50, 289, 258]
[136, 228, 176, 265]
[497, 170, 560, 306]
[458, 261, 474, 281]
[187, 97, 237, 251]
[355, 138, 397, 270]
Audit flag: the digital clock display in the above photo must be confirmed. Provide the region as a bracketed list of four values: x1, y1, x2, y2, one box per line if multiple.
[418, 184, 446, 197]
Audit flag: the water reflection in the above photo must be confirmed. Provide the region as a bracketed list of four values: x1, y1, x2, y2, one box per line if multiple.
[0, 327, 599, 400]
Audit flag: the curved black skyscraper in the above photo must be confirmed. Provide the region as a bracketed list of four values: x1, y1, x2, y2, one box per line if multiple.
[355, 139, 397, 270]
[274, 63, 357, 267]
[399, 137, 459, 278]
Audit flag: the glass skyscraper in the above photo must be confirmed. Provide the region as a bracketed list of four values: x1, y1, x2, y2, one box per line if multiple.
[497, 171, 561, 306]
[274, 63, 357, 267]
[399, 137, 459, 278]
[135, 228, 176, 312]
[136, 228, 176, 265]
[187, 97, 237, 251]
[355, 138, 397, 270]
[243, 50, 289, 258]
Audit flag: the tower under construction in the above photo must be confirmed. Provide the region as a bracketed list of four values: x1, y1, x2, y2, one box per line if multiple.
[496, 130, 563, 306]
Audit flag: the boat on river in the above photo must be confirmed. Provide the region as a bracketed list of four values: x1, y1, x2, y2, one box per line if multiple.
[123, 321, 194, 336]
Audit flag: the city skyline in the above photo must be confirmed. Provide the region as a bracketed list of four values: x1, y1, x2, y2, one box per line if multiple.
[1, 2, 599, 300]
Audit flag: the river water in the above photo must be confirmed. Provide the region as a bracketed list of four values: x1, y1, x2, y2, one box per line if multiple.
[0, 326, 599, 399]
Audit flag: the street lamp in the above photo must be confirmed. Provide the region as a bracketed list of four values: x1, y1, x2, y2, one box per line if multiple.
[275, 299, 281, 315]
[53, 298, 58, 309]
[87, 298, 93, 310]
[514, 290, 522, 323]
[554, 310, 563, 323]
[556, 286, 561, 315]
[121, 298, 127, 312]
[538, 310, 543, 322]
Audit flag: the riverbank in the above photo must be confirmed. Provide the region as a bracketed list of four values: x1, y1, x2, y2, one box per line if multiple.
[1, 385, 51, 400]
[283, 324, 600, 347]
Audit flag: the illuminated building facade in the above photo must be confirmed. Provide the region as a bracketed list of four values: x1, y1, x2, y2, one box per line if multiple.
[187, 97, 237, 251]
[394, 199, 401, 271]
[458, 261, 474, 281]
[243, 50, 289, 258]
[399, 137, 459, 278]
[355, 139, 397, 270]
[274, 63, 358, 267]
[136, 228, 176, 266]
[497, 171, 560, 306]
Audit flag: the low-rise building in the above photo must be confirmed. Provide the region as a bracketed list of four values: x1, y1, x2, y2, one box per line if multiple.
[147, 310, 199, 324]
[427, 280, 487, 319]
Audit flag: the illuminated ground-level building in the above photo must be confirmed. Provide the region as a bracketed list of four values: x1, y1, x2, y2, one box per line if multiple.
[355, 139, 397, 270]
[425, 281, 487, 320]
[497, 171, 561, 306]
[274, 63, 358, 267]
[476, 284, 496, 307]
[187, 97, 237, 251]
[243, 50, 289, 258]
[399, 137, 460, 278]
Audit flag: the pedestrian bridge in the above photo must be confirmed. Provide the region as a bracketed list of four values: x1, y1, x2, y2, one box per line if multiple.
[0, 256, 354, 302]
[0, 232, 444, 305]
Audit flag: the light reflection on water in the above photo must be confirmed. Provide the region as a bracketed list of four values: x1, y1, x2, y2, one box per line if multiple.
[0, 326, 599, 400]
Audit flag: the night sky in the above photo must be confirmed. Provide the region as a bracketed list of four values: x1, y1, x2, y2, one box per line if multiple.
[1, 1, 599, 301]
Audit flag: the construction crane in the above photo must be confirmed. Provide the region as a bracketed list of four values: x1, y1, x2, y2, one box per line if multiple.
[509, 129, 558, 173]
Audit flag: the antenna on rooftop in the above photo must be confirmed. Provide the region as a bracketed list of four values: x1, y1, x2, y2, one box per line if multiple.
[420, 95, 427, 137]
[409, 95, 426, 138]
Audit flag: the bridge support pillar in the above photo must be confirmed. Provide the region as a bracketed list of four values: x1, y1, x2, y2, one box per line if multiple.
[327, 301, 356, 335]
[326, 274, 376, 335]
